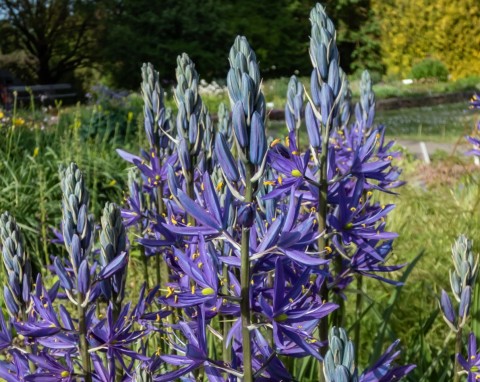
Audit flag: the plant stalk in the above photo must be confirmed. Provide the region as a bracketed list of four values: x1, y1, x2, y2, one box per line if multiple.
[317, 125, 331, 382]
[78, 295, 92, 382]
[241, 163, 254, 382]
[454, 327, 462, 382]
[354, 275, 363, 365]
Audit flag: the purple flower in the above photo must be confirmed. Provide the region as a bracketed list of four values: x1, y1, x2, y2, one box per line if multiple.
[259, 258, 337, 360]
[90, 303, 149, 369]
[156, 306, 224, 381]
[359, 340, 415, 381]
[26, 353, 75, 381]
[458, 332, 480, 382]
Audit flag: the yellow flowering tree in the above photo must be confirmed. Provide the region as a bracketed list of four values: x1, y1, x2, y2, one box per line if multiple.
[373, 0, 480, 79]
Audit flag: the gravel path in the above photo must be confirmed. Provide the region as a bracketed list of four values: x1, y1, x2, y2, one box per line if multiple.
[395, 138, 469, 159]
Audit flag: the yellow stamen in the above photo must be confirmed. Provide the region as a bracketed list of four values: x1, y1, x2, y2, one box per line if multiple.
[270, 138, 281, 147]
[291, 169, 302, 177]
[166, 286, 175, 298]
[324, 246, 333, 254]
[201, 287, 215, 295]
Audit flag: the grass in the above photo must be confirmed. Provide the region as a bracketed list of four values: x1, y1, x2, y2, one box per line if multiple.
[378, 102, 478, 141]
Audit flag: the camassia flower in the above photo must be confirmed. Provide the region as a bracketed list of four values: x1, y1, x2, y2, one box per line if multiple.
[458, 332, 480, 382]
[89, 303, 150, 370]
[26, 353, 75, 381]
[264, 132, 315, 200]
[259, 258, 337, 360]
[328, 180, 397, 261]
[159, 236, 219, 308]
[155, 306, 225, 381]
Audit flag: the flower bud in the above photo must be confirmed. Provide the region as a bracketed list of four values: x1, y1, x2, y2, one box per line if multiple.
[249, 111, 266, 165]
[215, 133, 239, 182]
[305, 103, 321, 148]
[232, 101, 248, 148]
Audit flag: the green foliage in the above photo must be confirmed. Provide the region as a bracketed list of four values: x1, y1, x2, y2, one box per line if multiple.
[411, 59, 449, 82]
[0, 103, 135, 268]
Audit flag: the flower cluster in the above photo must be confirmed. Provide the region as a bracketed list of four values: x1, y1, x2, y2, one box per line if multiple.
[0, 3, 414, 382]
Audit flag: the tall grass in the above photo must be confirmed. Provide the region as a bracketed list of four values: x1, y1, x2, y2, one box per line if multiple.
[0, 99, 140, 269]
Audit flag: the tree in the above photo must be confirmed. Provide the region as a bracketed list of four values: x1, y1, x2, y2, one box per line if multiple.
[0, 0, 99, 84]
[99, 0, 231, 89]
[372, 0, 480, 79]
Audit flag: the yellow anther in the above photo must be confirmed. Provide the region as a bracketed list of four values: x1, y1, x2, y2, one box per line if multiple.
[191, 285, 196, 294]
[263, 180, 276, 186]
[151, 152, 155, 158]
[155, 175, 160, 180]
[367, 191, 373, 197]
[291, 150, 299, 155]
[61, 371, 70, 377]
[198, 262, 204, 269]
[156, 313, 161, 322]
[285, 136, 290, 147]
[376, 133, 380, 139]
[201, 183, 205, 191]
[291, 169, 302, 177]
[310, 206, 317, 213]
[270, 138, 281, 147]
[155, 347, 161, 356]
[387, 155, 393, 161]
[324, 246, 333, 254]
[166, 286, 175, 298]
[201, 287, 215, 295]
[216, 181, 224, 191]
[277, 176, 283, 185]
[171, 216, 178, 225]
[350, 207, 357, 212]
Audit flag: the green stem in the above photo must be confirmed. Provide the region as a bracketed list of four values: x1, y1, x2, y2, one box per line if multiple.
[354, 275, 363, 365]
[317, 132, 330, 382]
[155, 186, 166, 287]
[454, 327, 463, 382]
[222, 262, 232, 365]
[78, 296, 92, 382]
[241, 163, 254, 382]
[142, 245, 149, 289]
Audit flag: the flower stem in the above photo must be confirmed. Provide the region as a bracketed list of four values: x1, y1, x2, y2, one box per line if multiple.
[241, 163, 253, 382]
[317, 137, 329, 382]
[78, 295, 92, 382]
[454, 327, 463, 382]
[354, 275, 363, 365]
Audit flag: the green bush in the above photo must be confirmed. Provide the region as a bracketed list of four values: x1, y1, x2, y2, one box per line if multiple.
[411, 58, 449, 82]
